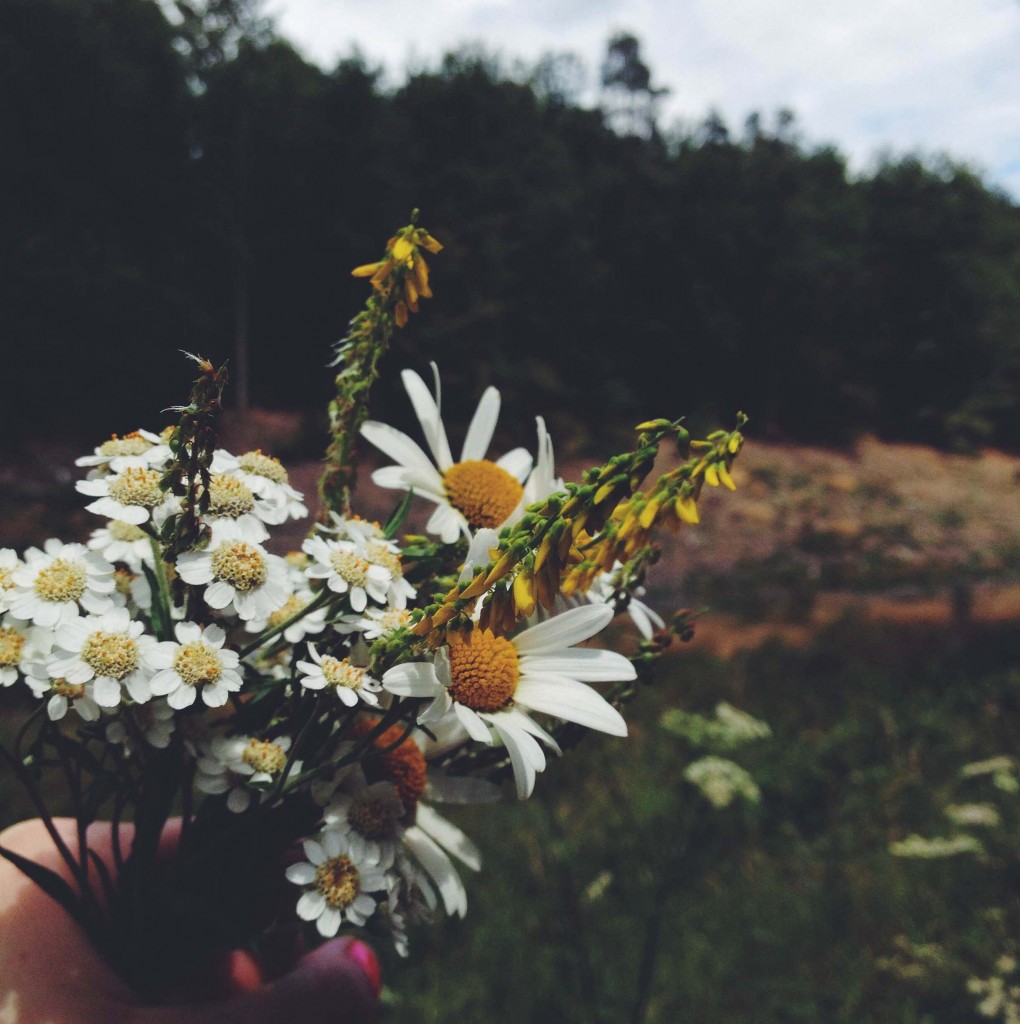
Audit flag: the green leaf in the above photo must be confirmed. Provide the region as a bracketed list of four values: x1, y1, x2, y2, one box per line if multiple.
[383, 489, 415, 539]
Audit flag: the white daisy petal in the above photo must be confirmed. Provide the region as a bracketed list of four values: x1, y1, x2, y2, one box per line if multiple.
[511, 603, 614, 656]
[461, 386, 500, 461]
[515, 677, 628, 736]
[520, 648, 637, 682]
[401, 369, 453, 470]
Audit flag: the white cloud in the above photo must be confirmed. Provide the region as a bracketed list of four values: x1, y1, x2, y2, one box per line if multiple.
[266, 0, 1020, 197]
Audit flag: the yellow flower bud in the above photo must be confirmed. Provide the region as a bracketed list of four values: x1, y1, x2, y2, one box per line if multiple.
[513, 567, 536, 618]
[675, 496, 700, 525]
[716, 464, 736, 491]
[704, 464, 720, 487]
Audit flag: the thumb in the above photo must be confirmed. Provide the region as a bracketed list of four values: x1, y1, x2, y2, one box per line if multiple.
[136, 938, 381, 1024]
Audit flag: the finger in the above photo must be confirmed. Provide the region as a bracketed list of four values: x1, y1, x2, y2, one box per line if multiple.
[134, 938, 381, 1024]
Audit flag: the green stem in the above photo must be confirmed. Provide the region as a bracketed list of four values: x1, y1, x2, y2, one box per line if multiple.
[148, 539, 175, 641]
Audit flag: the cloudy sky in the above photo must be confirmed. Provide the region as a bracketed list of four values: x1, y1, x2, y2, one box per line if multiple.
[266, 0, 1020, 198]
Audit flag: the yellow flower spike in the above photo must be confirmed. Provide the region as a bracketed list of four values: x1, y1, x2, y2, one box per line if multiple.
[704, 464, 720, 487]
[460, 569, 493, 601]
[351, 261, 385, 278]
[594, 480, 618, 505]
[716, 464, 736, 491]
[391, 236, 414, 265]
[431, 603, 459, 628]
[484, 547, 522, 587]
[417, 231, 444, 254]
[559, 571, 581, 598]
[411, 615, 434, 637]
[675, 496, 700, 525]
[639, 498, 661, 530]
[513, 567, 536, 618]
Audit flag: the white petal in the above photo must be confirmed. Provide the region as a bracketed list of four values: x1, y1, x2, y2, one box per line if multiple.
[514, 677, 628, 736]
[303, 839, 327, 866]
[453, 702, 494, 744]
[512, 603, 614, 656]
[404, 827, 467, 918]
[360, 420, 439, 479]
[227, 787, 252, 813]
[490, 715, 545, 799]
[401, 369, 453, 469]
[520, 648, 637, 682]
[149, 669, 181, 696]
[416, 804, 482, 870]
[47, 694, 68, 720]
[382, 662, 440, 697]
[92, 677, 122, 708]
[204, 580, 235, 610]
[461, 386, 500, 461]
[316, 907, 342, 937]
[286, 862, 316, 885]
[297, 890, 325, 921]
[496, 447, 534, 483]
[167, 684, 198, 710]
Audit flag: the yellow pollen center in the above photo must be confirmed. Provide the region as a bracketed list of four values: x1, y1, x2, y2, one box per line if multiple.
[99, 434, 152, 458]
[328, 550, 370, 586]
[268, 595, 305, 628]
[238, 451, 288, 484]
[82, 631, 139, 680]
[207, 474, 255, 519]
[108, 467, 163, 508]
[446, 629, 520, 712]
[113, 569, 136, 597]
[376, 609, 412, 634]
[35, 559, 87, 603]
[443, 460, 524, 529]
[0, 627, 26, 667]
[52, 678, 86, 699]
[350, 798, 396, 841]
[211, 542, 267, 592]
[173, 642, 223, 686]
[365, 542, 402, 577]
[242, 739, 287, 775]
[109, 520, 147, 542]
[0, 566, 15, 591]
[315, 855, 361, 910]
[320, 657, 365, 690]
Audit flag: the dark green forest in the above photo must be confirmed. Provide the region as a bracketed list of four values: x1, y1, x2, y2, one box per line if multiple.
[3, 0, 1020, 450]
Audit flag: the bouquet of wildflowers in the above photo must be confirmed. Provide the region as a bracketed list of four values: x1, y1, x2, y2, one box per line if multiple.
[0, 215, 745, 999]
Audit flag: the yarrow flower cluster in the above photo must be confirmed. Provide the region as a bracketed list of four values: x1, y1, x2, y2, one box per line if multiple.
[0, 217, 746, 988]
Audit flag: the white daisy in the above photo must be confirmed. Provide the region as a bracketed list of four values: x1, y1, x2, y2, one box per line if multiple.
[75, 429, 170, 473]
[296, 643, 381, 707]
[47, 607, 159, 708]
[196, 734, 299, 813]
[88, 520, 154, 570]
[0, 617, 52, 687]
[336, 606, 415, 643]
[323, 767, 405, 867]
[25, 662, 101, 723]
[8, 540, 117, 628]
[286, 830, 387, 937]
[244, 587, 328, 645]
[0, 549, 23, 612]
[176, 524, 289, 622]
[361, 366, 533, 543]
[230, 450, 308, 524]
[105, 699, 176, 752]
[76, 459, 176, 526]
[196, 469, 275, 542]
[382, 603, 633, 798]
[149, 622, 243, 709]
[302, 535, 391, 613]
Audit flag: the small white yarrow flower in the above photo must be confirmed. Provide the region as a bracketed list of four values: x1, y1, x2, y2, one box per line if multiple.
[150, 622, 243, 709]
[296, 643, 382, 707]
[9, 540, 117, 628]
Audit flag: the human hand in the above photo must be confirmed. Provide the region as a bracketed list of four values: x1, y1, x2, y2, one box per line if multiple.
[0, 818, 381, 1024]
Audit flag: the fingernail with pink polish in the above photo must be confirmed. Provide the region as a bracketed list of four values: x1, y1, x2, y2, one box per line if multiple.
[345, 939, 382, 998]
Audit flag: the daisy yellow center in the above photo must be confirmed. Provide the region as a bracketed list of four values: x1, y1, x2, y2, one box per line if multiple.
[35, 559, 87, 603]
[52, 678, 86, 699]
[173, 642, 222, 686]
[315, 855, 361, 910]
[446, 629, 519, 713]
[242, 739, 287, 775]
[320, 657, 365, 690]
[328, 550, 370, 587]
[99, 434, 151, 458]
[211, 542, 267, 592]
[350, 719, 427, 814]
[0, 627, 25, 667]
[109, 467, 163, 508]
[0, 565, 15, 591]
[208, 474, 255, 519]
[238, 451, 288, 484]
[82, 631, 139, 680]
[443, 460, 523, 529]
[365, 542, 403, 577]
[374, 608, 412, 634]
[109, 520, 147, 542]
[350, 797, 396, 840]
[268, 595, 305, 628]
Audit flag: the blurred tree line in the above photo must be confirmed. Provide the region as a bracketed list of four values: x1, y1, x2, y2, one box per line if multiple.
[3, 0, 1020, 451]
